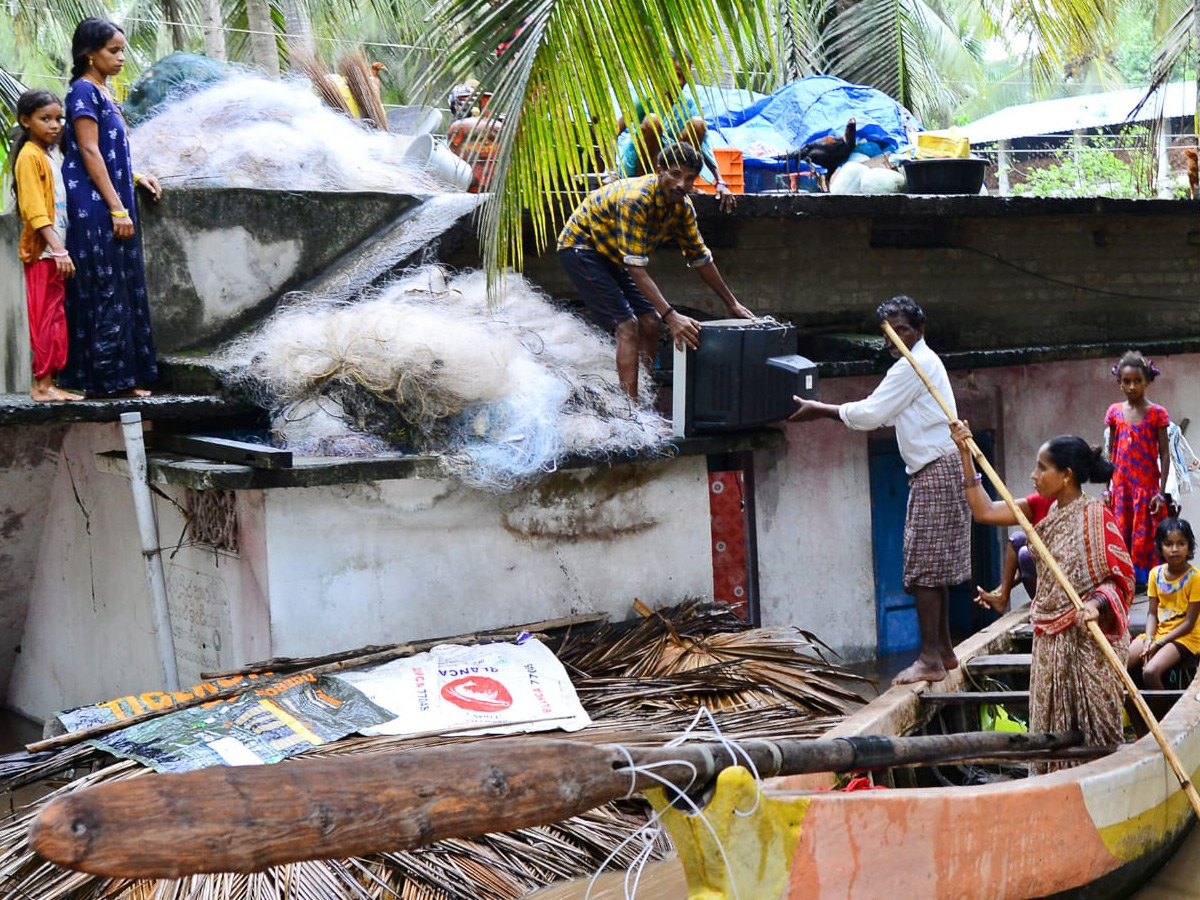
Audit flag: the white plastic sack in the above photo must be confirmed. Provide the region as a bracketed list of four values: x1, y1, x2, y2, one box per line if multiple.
[333, 635, 591, 737]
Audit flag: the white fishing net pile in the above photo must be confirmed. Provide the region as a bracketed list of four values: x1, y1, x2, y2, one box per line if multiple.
[220, 266, 672, 490]
[130, 74, 441, 192]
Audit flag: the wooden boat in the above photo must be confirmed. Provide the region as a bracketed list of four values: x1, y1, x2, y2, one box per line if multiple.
[27, 607, 1199, 900]
[663, 606, 1199, 900]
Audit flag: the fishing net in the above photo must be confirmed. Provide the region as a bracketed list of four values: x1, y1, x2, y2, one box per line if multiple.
[129, 73, 443, 192]
[123, 51, 230, 126]
[220, 265, 672, 490]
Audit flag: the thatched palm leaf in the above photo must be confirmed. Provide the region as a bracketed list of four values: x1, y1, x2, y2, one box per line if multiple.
[422, 0, 772, 290]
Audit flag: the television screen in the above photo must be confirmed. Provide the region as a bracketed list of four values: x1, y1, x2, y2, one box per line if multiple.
[672, 319, 819, 437]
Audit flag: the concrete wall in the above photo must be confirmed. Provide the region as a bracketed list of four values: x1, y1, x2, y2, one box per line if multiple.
[0, 189, 425, 393]
[6, 351, 1200, 719]
[751, 352, 1200, 662]
[7, 424, 179, 720]
[3, 428, 713, 720]
[450, 194, 1200, 353]
[0, 214, 30, 395]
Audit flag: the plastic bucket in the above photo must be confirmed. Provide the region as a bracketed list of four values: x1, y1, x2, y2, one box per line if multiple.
[404, 133, 474, 191]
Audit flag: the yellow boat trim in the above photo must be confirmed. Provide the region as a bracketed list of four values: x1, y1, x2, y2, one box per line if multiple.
[1096, 777, 1195, 862]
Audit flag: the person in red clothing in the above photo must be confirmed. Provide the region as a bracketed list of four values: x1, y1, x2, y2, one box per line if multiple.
[975, 495, 1054, 613]
[949, 421, 1053, 613]
[1104, 350, 1171, 585]
[12, 88, 81, 402]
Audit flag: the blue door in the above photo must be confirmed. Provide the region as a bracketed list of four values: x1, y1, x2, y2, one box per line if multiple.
[870, 435, 1000, 656]
[869, 442, 918, 655]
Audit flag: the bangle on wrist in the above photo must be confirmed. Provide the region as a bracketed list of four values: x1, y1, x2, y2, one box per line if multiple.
[133, 173, 142, 186]
[110, 209, 129, 218]
[964, 472, 982, 490]
[50, 249, 69, 258]
[661, 307, 676, 321]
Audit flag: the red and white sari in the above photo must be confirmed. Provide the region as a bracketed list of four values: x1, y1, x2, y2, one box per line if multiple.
[1029, 494, 1134, 773]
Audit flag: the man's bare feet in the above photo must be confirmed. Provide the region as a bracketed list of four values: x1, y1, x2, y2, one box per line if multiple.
[892, 660, 947, 686]
[30, 385, 83, 402]
[942, 654, 959, 671]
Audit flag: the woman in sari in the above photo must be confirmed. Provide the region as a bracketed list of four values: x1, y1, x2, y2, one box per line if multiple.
[951, 422, 1134, 772]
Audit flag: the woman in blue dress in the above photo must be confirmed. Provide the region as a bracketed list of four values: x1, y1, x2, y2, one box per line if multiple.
[62, 18, 161, 397]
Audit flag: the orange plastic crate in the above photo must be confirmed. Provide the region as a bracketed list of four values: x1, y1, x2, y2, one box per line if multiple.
[693, 147, 744, 194]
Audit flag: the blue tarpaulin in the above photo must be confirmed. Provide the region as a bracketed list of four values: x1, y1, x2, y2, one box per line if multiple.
[689, 75, 922, 190]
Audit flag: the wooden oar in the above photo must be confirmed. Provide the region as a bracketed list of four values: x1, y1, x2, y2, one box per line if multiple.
[29, 729, 1081, 878]
[880, 320, 1200, 820]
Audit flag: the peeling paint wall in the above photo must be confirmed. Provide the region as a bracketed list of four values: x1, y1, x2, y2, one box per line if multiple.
[7, 424, 177, 720]
[7, 353, 1200, 719]
[261, 460, 712, 656]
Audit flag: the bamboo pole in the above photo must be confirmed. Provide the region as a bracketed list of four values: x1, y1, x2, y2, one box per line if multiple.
[880, 320, 1200, 819]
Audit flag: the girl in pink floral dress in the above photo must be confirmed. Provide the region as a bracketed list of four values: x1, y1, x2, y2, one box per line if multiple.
[1104, 351, 1171, 584]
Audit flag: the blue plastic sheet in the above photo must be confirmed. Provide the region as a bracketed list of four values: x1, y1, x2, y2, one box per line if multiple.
[690, 75, 923, 190]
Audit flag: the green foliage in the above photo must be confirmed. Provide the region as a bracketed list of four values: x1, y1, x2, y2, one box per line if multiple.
[1114, 0, 1157, 85]
[1010, 126, 1158, 198]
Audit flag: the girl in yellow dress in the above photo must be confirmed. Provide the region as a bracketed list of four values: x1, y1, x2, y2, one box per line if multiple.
[1128, 518, 1200, 689]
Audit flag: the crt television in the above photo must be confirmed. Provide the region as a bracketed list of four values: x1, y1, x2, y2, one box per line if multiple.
[672, 318, 819, 438]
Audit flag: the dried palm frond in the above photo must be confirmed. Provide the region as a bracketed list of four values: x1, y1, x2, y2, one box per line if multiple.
[555, 600, 873, 715]
[0, 601, 872, 900]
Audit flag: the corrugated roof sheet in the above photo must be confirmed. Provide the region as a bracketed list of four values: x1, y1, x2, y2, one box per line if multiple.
[963, 82, 1196, 145]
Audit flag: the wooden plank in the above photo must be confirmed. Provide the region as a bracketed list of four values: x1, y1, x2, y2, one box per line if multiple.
[147, 433, 293, 469]
[922, 691, 1029, 706]
[923, 689, 1183, 706]
[965, 653, 1032, 674]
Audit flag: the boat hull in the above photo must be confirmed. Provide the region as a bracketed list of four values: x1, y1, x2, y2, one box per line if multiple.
[660, 610, 1200, 900]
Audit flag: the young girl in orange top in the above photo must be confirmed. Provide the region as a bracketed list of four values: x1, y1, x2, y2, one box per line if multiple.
[13, 89, 80, 402]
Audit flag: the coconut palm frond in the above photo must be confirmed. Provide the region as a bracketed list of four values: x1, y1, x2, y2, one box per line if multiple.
[776, 0, 835, 83]
[1133, 5, 1194, 118]
[822, 0, 972, 123]
[1004, 0, 1119, 88]
[0, 600, 872, 900]
[421, 0, 772, 299]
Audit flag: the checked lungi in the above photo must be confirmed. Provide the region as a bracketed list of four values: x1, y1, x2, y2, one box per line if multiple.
[902, 450, 972, 591]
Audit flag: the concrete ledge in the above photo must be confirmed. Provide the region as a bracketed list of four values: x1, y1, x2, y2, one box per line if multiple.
[0, 392, 255, 427]
[94, 428, 786, 490]
[816, 336, 1200, 378]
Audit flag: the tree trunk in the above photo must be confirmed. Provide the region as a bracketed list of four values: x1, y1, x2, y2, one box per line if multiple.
[280, 0, 316, 60]
[1194, 0, 1199, 143]
[160, 0, 187, 50]
[246, 0, 280, 77]
[198, 0, 227, 60]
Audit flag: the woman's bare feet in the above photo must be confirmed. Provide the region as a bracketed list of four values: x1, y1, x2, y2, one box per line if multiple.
[892, 659, 947, 685]
[31, 384, 83, 402]
[87, 387, 153, 399]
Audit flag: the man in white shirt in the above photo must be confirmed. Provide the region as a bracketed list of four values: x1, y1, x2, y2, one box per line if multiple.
[788, 296, 971, 685]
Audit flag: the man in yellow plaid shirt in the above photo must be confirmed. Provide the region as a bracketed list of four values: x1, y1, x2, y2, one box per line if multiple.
[557, 142, 753, 401]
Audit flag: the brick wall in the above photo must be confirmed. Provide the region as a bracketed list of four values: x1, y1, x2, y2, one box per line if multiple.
[447, 194, 1200, 352]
